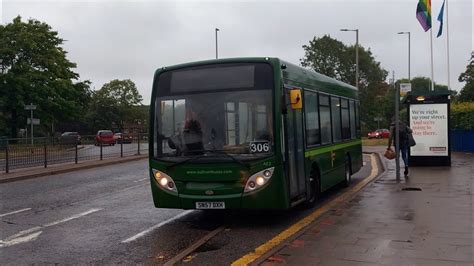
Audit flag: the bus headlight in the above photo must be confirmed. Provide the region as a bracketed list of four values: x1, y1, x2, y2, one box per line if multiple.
[152, 169, 178, 193]
[244, 167, 274, 193]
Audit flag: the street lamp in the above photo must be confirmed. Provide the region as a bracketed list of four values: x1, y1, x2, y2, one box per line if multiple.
[397, 31, 411, 81]
[340, 28, 359, 89]
[215, 28, 220, 59]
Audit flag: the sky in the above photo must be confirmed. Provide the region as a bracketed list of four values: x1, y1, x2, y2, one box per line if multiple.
[1, 0, 473, 103]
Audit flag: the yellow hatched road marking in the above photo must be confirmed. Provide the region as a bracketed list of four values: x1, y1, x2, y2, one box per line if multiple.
[231, 154, 379, 266]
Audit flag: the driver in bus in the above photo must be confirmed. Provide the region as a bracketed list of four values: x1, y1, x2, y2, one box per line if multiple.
[182, 108, 204, 153]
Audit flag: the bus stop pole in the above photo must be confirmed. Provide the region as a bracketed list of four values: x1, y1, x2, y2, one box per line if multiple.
[395, 78, 401, 181]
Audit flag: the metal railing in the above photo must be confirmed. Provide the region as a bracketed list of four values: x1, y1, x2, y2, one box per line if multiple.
[0, 133, 148, 173]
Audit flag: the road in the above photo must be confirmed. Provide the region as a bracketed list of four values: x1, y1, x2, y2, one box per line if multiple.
[1, 143, 148, 172]
[78, 143, 148, 159]
[0, 154, 374, 264]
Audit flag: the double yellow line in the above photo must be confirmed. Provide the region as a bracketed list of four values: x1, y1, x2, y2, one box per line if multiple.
[232, 154, 379, 266]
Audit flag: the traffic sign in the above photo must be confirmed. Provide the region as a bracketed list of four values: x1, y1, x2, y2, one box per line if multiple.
[24, 104, 37, 110]
[27, 118, 40, 125]
[400, 83, 412, 96]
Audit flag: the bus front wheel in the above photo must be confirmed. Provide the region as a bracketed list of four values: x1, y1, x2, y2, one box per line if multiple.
[305, 168, 321, 207]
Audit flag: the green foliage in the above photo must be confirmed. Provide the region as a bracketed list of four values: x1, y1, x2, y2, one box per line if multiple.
[405, 77, 455, 96]
[300, 35, 389, 133]
[457, 60, 474, 102]
[0, 16, 91, 137]
[87, 79, 143, 131]
[451, 102, 474, 129]
[301, 35, 352, 82]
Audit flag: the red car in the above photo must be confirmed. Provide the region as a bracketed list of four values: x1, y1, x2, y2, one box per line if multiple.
[95, 130, 115, 146]
[367, 129, 390, 139]
[114, 132, 133, 144]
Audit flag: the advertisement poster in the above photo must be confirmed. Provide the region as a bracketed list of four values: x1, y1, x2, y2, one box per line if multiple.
[410, 103, 448, 156]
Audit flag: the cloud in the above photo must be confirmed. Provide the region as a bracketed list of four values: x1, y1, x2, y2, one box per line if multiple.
[3, 0, 472, 103]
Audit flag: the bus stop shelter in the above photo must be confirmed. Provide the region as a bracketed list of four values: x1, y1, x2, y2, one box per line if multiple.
[405, 91, 451, 167]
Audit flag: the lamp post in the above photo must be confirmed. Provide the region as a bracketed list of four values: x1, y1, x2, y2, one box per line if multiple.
[340, 28, 359, 89]
[397, 31, 411, 81]
[215, 28, 220, 59]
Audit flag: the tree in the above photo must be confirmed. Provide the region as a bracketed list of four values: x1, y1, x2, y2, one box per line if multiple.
[0, 16, 91, 137]
[406, 77, 454, 95]
[88, 79, 143, 131]
[301, 35, 352, 82]
[301, 35, 389, 132]
[458, 59, 474, 102]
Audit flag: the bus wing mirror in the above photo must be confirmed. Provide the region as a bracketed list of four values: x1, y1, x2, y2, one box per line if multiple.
[290, 89, 302, 110]
[280, 95, 287, 115]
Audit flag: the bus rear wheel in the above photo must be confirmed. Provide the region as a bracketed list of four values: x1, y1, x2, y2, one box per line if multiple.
[342, 158, 352, 187]
[305, 169, 320, 207]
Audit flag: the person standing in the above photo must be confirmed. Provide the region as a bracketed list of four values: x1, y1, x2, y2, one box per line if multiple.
[387, 119, 413, 177]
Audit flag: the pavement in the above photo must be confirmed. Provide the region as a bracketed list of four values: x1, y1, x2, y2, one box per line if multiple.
[262, 146, 474, 265]
[0, 154, 147, 183]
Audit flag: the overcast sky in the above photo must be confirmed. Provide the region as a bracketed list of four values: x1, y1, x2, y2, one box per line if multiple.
[1, 0, 472, 103]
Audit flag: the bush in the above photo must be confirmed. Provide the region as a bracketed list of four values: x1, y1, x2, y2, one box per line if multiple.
[451, 102, 474, 129]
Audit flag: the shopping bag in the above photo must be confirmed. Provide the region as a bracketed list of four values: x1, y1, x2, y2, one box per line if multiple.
[384, 148, 396, 160]
[408, 133, 416, 147]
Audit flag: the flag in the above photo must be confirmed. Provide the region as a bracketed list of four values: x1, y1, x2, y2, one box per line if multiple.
[416, 0, 432, 31]
[436, 0, 446, 37]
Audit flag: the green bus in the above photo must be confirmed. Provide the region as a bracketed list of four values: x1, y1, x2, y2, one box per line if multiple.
[149, 57, 362, 210]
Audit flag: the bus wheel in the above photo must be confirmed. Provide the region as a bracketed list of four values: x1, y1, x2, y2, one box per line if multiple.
[305, 169, 320, 207]
[342, 158, 352, 187]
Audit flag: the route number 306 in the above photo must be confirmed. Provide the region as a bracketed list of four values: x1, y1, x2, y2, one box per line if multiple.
[250, 142, 270, 153]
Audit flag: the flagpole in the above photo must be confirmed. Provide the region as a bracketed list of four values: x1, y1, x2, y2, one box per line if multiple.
[446, 0, 451, 91]
[430, 28, 435, 91]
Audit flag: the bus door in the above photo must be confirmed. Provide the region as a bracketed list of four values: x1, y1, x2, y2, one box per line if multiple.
[284, 87, 306, 199]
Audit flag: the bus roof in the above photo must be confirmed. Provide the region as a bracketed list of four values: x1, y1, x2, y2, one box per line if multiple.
[154, 57, 358, 99]
[279, 59, 358, 99]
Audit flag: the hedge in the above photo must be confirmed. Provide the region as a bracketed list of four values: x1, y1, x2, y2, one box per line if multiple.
[451, 102, 474, 130]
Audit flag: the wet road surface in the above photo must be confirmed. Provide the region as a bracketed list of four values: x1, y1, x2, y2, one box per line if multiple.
[0, 154, 374, 264]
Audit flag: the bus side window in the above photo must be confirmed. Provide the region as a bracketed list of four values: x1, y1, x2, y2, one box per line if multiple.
[349, 100, 356, 139]
[331, 96, 342, 142]
[341, 99, 350, 140]
[319, 94, 331, 145]
[304, 90, 320, 146]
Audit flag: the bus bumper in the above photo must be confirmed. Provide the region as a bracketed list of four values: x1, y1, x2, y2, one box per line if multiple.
[151, 176, 289, 210]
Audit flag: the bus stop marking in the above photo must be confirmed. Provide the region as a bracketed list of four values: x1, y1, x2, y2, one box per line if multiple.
[231, 154, 379, 266]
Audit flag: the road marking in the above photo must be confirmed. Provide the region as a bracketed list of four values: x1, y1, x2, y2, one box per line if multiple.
[231, 154, 379, 266]
[0, 208, 32, 218]
[0, 208, 102, 248]
[0, 231, 42, 248]
[164, 225, 225, 266]
[43, 208, 101, 227]
[121, 210, 194, 243]
[134, 178, 148, 182]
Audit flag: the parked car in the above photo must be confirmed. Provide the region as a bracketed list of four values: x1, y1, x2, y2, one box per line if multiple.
[95, 130, 115, 146]
[114, 133, 133, 144]
[367, 129, 390, 139]
[60, 132, 81, 145]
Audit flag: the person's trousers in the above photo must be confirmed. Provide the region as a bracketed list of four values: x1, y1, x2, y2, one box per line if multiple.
[399, 144, 409, 167]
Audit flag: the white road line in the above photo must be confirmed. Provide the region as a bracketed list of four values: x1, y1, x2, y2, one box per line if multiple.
[0, 208, 102, 248]
[134, 178, 148, 182]
[0, 208, 32, 218]
[43, 208, 101, 227]
[121, 210, 194, 243]
[0, 231, 42, 248]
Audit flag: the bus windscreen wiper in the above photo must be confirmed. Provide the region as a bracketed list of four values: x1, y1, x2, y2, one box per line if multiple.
[166, 150, 250, 170]
[201, 149, 250, 169]
[166, 155, 202, 171]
